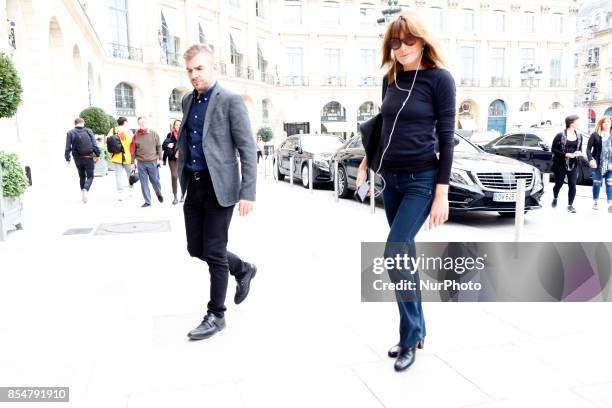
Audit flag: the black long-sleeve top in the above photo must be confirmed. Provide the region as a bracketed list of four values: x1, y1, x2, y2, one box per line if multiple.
[552, 130, 582, 168]
[379, 68, 456, 184]
[586, 132, 602, 167]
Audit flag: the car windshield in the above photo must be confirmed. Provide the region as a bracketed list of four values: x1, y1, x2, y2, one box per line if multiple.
[453, 134, 482, 154]
[301, 136, 344, 153]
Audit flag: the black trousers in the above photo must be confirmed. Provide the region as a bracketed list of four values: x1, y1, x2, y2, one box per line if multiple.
[75, 157, 94, 191]
[552, 164, 578, 205]
[183, 169, 246, 317]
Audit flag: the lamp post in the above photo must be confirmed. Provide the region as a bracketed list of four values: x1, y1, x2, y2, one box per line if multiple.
[6, 19, 21, 142]
[520, 64, 542, 126]
[584, 83, 599, 134]
[377, 0, 402, 27]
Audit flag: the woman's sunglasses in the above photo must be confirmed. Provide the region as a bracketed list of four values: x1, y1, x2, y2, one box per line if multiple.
[388, 36, 418, 50]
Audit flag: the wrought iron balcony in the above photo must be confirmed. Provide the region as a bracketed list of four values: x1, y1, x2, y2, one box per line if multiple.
[549, 79, 567, 87]
[359, 76, 382, 86]
[320, 75, 346, 86]
[490, 77, 510, 87]
[460, 78, 480, 87]
[280, 76, 309, 86]
[109, 43, 143, 62]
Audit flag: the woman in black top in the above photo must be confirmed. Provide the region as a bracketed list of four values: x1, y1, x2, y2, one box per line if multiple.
[162, 119, 184, 204]
[551, 115, 583, 213]
[356, 11, 456, 372]
[586, 116, 611, 210]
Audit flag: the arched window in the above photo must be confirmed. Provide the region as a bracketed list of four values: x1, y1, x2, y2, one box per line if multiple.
[357, 101, 380, 122]
[549, 102, 563, 110]
[488, 100, 506, 116]
[169, 88, 182, 113]
[321, 101, 346, 122]
[262, 99, 270, 123]
[115, 82, 135, 116]
[520, 101, 535, 112]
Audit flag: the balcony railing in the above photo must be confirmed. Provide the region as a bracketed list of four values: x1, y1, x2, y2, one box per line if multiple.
[549, 79, 567, 87]
[233, 64, 246, 78]
[320, 75, 346, 86]
[109, 43, 143, 62]
[247, 66, 255, 80]
[116, 107, 135, 117]
[261, 72, 276, 85]
[161, 50, 181, 67]
[460, 78, 480, 87]
[584, 60, 599, 70]
[521, 79, 541, 88]
[280, 76, 309, 86]
[321, 114, 346, 122]
[359, 76, 382, 86]
[490, 77, 510, 87]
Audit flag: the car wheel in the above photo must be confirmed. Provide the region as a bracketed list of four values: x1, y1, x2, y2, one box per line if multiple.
[274, 159, 285, 181]
[301, 164, 310, 188]
[337, 166, 352, 198]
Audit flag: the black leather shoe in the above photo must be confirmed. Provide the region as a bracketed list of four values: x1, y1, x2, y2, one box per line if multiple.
[141, 203, 151, 208]
[388, 339, 424, 358]
[394, 347, 416, 372]
[234, 263, 257, 304]
[552, 198, 558, 208]
[187, 312, 226, 340]
[157, 194, 164, 203]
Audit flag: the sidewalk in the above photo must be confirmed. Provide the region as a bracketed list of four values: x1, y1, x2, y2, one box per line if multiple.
[0, 163, 611, 408]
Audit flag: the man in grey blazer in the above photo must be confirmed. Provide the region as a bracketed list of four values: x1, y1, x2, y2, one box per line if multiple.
[177, 44, 258, 340]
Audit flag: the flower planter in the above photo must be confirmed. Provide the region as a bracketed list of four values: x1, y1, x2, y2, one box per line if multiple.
[0, 194, 24, 241]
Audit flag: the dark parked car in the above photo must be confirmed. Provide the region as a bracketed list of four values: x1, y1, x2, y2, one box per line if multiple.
[273, 134, 345, 188]
[331, 133, 544, 217]
[480, 131, 593, 184]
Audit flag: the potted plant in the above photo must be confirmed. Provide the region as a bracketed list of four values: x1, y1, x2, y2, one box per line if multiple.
[0, 52, 25, 240]
[257, 126, 274, 156]
[0, 152, 28, 240]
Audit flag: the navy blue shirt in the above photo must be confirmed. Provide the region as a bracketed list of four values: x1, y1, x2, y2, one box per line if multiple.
[184, 82, 217, 173]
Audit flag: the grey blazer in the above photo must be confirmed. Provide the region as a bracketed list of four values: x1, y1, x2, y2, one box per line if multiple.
[177, 83, 257, 207]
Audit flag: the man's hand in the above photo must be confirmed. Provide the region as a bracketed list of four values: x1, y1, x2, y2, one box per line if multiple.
[238, 200, 254, 216]
[65, 160, 71, 167]
[131, 163, 136, 171]
[95, 157, 100, 163]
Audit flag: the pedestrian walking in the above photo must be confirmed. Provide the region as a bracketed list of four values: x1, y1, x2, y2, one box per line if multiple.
[64, 117, 100, 203]
[551, 115, 583, 213]
[256, 136, 264, 164]
[162, 119, 185, 204]
[587, 116, 612, 212]
[356, 10, 455, 372]
[177, 44, 258, 341]
[130, 116, 163, 207]
[106, 116, 134, 201]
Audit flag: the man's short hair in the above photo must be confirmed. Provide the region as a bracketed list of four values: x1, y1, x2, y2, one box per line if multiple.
[117, 116, 128, 126]
[74, 117, 84, 126]
[565, 114, 579, 129]
[137, 116, 146, 122]
[183, 44, 215, 63]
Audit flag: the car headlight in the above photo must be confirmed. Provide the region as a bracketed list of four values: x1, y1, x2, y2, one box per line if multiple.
[450, 169, 474, 185]
[533, 168, 543, 189]
[313, 155, 330, 168]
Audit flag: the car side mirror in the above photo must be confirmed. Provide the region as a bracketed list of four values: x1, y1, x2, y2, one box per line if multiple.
[294, 145, 301, 153]
[539, 142, 549, 151]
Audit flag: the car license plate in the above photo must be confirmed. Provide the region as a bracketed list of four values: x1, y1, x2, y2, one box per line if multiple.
[493, 192, 516, 202]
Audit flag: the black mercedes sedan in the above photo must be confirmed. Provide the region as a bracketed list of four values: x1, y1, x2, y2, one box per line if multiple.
[273, 134, 345, 188]
[331, 133, 544, 217]
[480, 130, 593, 184]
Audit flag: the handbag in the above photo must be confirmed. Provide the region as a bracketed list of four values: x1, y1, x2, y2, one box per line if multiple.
[129, 170, 139, 186]
[360, 76, 389, 172]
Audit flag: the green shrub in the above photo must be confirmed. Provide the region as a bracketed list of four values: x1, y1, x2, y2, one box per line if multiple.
[0, 152, 28, 198]
[79, 107, 114, 135]
[257, 126, 274, 143]
[0, 52, 23, 119]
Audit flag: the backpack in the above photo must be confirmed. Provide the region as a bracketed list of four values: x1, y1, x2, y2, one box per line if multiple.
[74, 129, 94, 156]
[107, 128, 124, 154]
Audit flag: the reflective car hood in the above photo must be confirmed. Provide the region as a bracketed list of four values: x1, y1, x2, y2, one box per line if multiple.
[453, 152, 535, 172]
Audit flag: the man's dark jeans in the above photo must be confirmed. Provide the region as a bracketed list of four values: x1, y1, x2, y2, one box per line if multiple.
[75, 157, 94, 191]
[183, 169, 247, 317]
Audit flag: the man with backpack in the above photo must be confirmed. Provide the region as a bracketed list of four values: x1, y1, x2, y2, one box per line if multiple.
[106, 116, 134, 201]
[64, 117, 100, 203]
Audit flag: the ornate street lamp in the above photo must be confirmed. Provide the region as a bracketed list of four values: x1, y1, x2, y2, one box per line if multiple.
[377, 0, 402, 27]
[520, 64, 542, 124]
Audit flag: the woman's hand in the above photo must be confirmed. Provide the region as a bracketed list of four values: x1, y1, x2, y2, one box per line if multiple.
[565, 152, 576, 159]
[589, 159, 597, 169]
[428, 185, 449, 230]
[356, 157, 368, 187]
